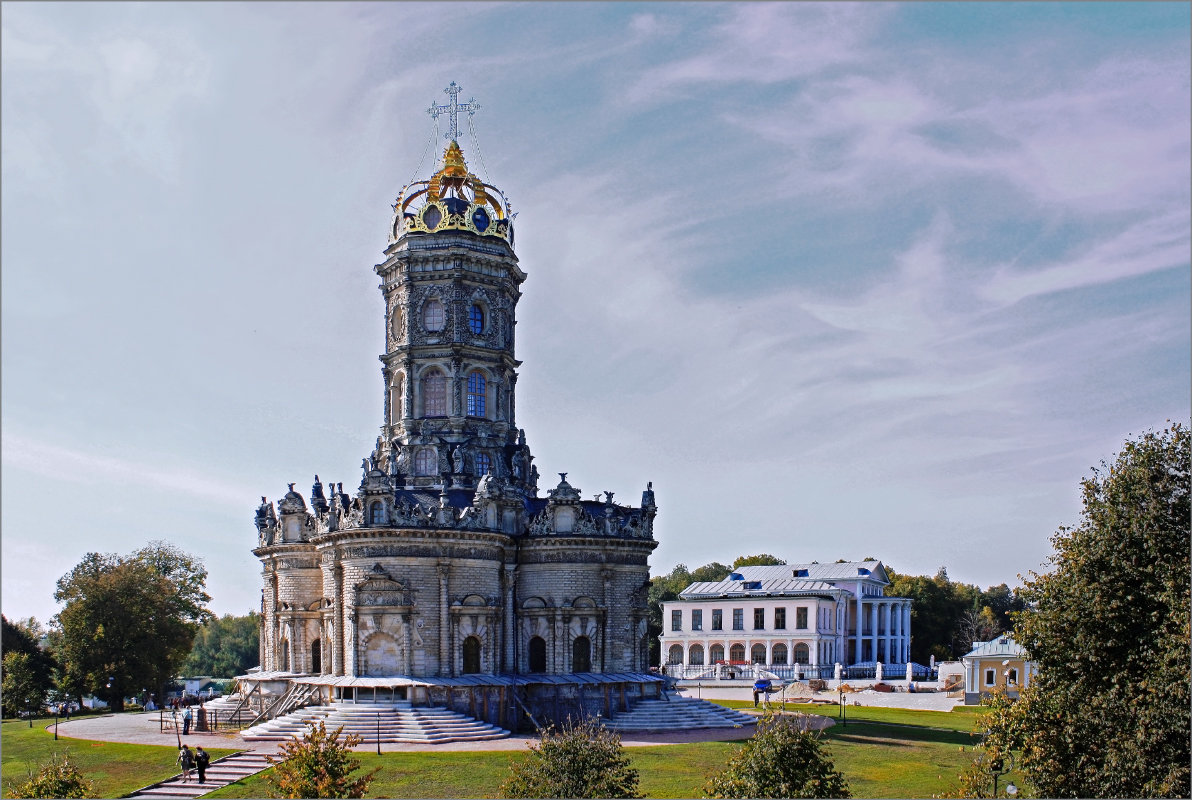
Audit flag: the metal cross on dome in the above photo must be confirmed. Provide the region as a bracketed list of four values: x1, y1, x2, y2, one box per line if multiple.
[427, 81, 480, 142]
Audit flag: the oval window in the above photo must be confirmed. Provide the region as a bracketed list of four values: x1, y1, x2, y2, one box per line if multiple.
[422, 205, 442, 230]
[422, 299, 445, 332]
[472, 207, 490, 232]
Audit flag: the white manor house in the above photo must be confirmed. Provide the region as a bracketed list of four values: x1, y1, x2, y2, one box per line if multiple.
[659, 561, 914, 680]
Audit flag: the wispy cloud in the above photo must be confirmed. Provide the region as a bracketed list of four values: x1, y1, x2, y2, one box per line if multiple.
[1, 431, 251, 509]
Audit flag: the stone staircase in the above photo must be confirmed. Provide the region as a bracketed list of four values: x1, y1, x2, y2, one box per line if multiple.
[125, 751, 272, 798]
[602, 697, 757, 733]
[240, 701, 510, 744]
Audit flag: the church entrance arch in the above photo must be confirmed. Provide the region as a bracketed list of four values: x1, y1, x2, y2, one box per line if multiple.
[572, 636, 591, 673]
[528, 636, 547, 673]
[363, 633, 400, 676]
[462, 636, 482, 674]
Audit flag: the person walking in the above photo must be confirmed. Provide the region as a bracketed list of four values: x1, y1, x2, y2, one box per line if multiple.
[194, 746, 210, 785]
[177, 745, 194, 784]
[182, 705, 192, 736]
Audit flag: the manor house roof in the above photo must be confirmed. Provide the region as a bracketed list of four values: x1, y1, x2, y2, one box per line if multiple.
[679, 561, 892, 599]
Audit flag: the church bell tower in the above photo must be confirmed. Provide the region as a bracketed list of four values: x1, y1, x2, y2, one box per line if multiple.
[373, 122, 535, 495]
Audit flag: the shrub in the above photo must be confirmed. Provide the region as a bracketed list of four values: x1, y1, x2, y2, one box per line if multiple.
[264, 721, 379, 799]
[500, 717, 642, 799]
[705, 713, 850, 798]
[6, 752, 96, 799]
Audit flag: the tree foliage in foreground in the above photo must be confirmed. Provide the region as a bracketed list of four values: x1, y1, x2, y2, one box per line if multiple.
[265, 721, 378, 799]
[985, 423, 1190, 798]
[53, 541, 212, 711]
[705, 713, 850, 798]
[5, 752, 96, 799]
[500, 717, 642, 799]
[182, 612, 260, 678]
[1, 615, 56, 718]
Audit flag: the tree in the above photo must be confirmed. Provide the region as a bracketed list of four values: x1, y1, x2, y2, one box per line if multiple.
[265, 721, 378, 799]
[1, 615, 56, 718]
[183, 612, 261, 678]
[705, 713, 850, 798]
[731, 554, 786, 569]
[5, 753, 96, 799]
[3, 652, 47, 724]
[53, 542, 212, 712]
[988, 424, 1190, 798]
[500, 717, 642, 799]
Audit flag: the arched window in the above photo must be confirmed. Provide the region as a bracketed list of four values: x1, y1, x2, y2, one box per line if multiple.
[667, 645, 683, 665]
[311, 639, 322, 674]
[422, 369, 446, 417]
[688, 644, 704, 666]
[528, 637, 547, 673]
[467, 372, 486, 417]
[422, 298, 445, 332]
[369, 501, 385, 525]
[729, 643, 745, 663]
[414, 449, 437, 476]
[771, 643, 788, 665]
[462, 636, 481, 675]
[474, 452, 491, 476]
[751, 644, 767, 664]
[468, 304, 484, 335]
[572, 636, 591, 673]
[710, 644, 725, 664]
[794, 643, 810, 664]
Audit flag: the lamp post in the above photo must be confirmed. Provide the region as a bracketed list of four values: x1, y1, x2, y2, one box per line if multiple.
[838, 687, 846, 727]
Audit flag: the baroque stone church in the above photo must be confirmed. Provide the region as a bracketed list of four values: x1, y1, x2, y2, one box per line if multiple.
[248, 93, 660, 726]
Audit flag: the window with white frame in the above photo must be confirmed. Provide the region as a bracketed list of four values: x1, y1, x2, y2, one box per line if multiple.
[414, 448, 437, 476]
[671, 610, 682, 632]
[466, 371, 486, 417]
[691, 610, 703, 631]
[422, 369, 447, 416]
[796, 607, 809, 629]
[422, 298, 445, 332]
[732, 609, 744, 630]
[774, 608, 786, 629]
[712, 609, 723, 631]
[985, 669, 996, 687]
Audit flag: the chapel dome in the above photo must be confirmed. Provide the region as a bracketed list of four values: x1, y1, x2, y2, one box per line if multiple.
[390, 140, 514, 248]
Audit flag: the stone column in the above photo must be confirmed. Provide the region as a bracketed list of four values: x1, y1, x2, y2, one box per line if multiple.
[854, 597, 864, 665]
[450, 359, 463, 418]
[601, 569, 612, 673]
[438, 562, 450, 675]
[402, 357, 414, 419]
[503, 565, 516, 673]
[881, 602, 891, 663]
[343, 585, 357, 676]
[869, 603, 878, 664]
[402, 614, 412, 674]
[508, 373, 518, 427]
[903, 604, 912, 663]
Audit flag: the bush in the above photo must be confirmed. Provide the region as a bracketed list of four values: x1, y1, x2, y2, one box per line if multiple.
[705, 713, 850, 798]
[264, 721, 379, 799]
[6, 752, 96, 799]
[500, 717, 642, 799]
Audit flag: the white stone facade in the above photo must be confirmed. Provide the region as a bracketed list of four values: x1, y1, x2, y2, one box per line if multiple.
[659, 561, 913, 675]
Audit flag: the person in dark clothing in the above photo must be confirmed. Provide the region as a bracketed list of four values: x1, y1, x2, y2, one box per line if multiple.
[194, 747, 210, 784]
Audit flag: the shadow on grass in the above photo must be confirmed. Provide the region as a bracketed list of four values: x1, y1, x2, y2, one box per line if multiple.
[826, 722, 976, 747]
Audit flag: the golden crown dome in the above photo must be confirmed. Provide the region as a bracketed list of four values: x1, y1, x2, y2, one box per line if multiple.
[390, 141, 513, 248]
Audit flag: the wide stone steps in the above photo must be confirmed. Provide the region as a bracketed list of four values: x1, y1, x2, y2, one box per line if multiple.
[603, 697, 756, 732]
[125, 752, 272, 798]
[241, 702, 509, 743]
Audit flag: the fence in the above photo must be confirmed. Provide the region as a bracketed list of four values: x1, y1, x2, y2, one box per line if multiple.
[661, 662, 937, 682]
[160, 707, 257, 733]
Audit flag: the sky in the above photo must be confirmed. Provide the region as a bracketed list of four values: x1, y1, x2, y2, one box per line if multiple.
[3, 2, 1189, 625]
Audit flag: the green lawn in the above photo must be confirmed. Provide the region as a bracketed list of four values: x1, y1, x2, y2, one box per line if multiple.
[709, 699, 982, 732]
[1, 717, 237, 799]
[207, 707, 981, 799]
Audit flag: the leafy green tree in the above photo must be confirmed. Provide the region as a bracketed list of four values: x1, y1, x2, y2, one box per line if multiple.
[1, 615, 56, 718]
[53, 542, 212, 712]
[988, 424, 1190, 798]
[705, 713, 850, 798]
[731, 554, 786, 569]
[182, 612, 261, 678]
[5, 753, 96, 799]
[3, 652, 47, 724]
[500, 717, 642, 799]
[265, 721, 378, 798]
